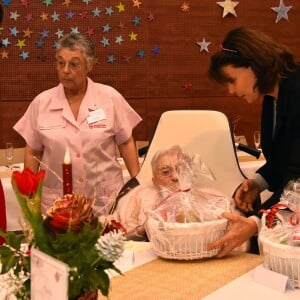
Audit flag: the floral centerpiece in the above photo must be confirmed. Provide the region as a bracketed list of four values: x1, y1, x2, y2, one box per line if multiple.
[0, 168, 125, 299]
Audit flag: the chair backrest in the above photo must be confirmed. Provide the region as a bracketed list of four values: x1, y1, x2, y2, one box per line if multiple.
[136, 110, 245, 198]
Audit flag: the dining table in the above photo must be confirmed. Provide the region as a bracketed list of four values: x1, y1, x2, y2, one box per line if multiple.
[97, 241, 300, 300]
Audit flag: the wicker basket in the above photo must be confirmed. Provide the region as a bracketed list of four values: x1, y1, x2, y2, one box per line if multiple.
[145, 211, 228, 260]
[259, 233, 300, 288]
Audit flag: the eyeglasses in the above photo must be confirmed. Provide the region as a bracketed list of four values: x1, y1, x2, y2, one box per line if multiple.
[56, 60, 82, 71]
[220, 44, 239, 53]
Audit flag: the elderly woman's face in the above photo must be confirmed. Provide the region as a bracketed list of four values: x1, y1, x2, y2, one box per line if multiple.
[56, 48, 90, 91]
[152, 152, 180, 191]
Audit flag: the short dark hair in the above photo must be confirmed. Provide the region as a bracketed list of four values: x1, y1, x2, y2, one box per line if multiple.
[208, 27, 298, 94]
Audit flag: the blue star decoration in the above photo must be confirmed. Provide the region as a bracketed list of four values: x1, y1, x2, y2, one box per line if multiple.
[92, 7, 101, 17]
[196, 38, 211, 53]
[2, 0, 11, 6]
[107, 55, 116, 63]
[137, 49, 146, 58]
[105, 7, 114, 16]
[100, 37, 110, 47]
[1, 38, 11, 47]
[132, 16, 141, 26]
[20, 51, 29, 60]
[271, 0, 292, 23]
[9, 27, 20, 37]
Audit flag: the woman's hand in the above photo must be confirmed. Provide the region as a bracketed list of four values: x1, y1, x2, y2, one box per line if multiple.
[234, 179, 260, 212]
[208, 212, 258, 258]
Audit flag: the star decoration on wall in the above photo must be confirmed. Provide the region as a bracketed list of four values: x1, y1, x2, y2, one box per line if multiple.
[85, 28, 94, 37]
[183, 82, 192, 90]
[181, 2, 190, 12]
[20, 0, 29, 7]
[43, 0, 53, 7]
[152, 45, 160, 54]
[116, 3, 125, 13]
[23, 28, 33, 38]
[107, 55, 116, 64]
[16, 39, 26, 50]
[24, 13, 33, 22]
[137, 49, 145, 58]
[62, 0, 72, 7]
[1, 50, 9, 59]
[196, 38, 211, 52]
[40, 12, 49, 21]
[133, 0, 142, 8]
[105, 7, 114, 16]
[100, 37, 110, 47]
[10, 11, 21, 21]
[20, 51, 29, 60]
[115, 36, 124, 45]
[129, 31, 137, 41]
[92, 7, 101, 17]
[217, 0, 239, 17]
[147, 12, 155, 21]
[271, 0, 292, 23]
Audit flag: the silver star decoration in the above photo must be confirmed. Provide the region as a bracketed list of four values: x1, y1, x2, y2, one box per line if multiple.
[196, 38, 211, 53]
[217, 0, 239, 18]
[271, 0, 292, 23]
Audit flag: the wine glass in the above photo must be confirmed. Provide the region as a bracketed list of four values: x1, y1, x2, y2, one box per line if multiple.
[5, 142, 14, 169]
[253, 131, 261, 150]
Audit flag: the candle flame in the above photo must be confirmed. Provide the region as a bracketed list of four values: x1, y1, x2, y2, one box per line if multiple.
[64, 147, 71, 164]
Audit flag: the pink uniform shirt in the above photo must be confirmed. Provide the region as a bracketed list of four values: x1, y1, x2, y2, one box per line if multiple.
[14, 78, 142, 214]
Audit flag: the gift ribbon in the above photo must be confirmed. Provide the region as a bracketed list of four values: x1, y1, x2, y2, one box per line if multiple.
[260, 202, 300, 228]
[154, 188, 191, 210]
[260, 202, 289, 229]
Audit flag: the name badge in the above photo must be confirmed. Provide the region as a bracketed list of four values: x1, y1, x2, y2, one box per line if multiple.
[87, 108, 106, 124]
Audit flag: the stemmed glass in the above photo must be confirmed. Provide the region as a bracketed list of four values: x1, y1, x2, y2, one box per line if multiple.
[253, 131, 261, 150]
[5, 142, 14, 170]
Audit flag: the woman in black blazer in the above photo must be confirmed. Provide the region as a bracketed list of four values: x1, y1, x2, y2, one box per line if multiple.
[207, 27, 300, 257]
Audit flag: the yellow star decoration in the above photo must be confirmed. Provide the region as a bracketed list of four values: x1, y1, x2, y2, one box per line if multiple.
[40, 12, 49, 21]
[129, 31, 137, 41]
[132, 0, 142, 8]
[1, 50, 9, 59]
[116, 3, 125, 12]
[0, 27, 4, 35]
[217, 0, 239, 17]
[16, 39, 26, 50]
[23, 28, 33, 38]
[62, 0, 72, 6]
[181, 2, 190, 12]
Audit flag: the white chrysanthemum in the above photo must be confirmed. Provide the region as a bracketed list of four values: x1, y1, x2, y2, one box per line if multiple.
[0, 268, 29, 300]
[96, 230, 125, 262]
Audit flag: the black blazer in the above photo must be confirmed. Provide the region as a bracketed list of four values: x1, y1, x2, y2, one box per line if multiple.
[255, 65, 300, 212]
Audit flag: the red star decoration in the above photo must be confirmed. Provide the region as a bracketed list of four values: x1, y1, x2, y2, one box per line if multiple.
[147, 12, 155, 21]
[85, 28, 94, 37]
[183, 83, 192, 90]
[122, 55, 132, 63]
[79, 11, 88, 19]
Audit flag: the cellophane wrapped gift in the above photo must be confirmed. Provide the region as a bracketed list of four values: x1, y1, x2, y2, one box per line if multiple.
[259, 179, 300, 288]
[145, 152, 230, 260]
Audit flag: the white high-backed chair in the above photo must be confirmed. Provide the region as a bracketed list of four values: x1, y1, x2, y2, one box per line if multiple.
[136, 110, 245, 198]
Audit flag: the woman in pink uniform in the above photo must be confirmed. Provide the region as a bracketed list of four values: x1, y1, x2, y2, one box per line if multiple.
[14, 33, 142, 215]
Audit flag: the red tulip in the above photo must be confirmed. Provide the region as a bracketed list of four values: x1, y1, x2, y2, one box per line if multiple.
[12, 168, 45, 196]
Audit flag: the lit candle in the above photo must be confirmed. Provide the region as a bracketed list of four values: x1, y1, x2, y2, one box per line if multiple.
[63, 147, 72, 195]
